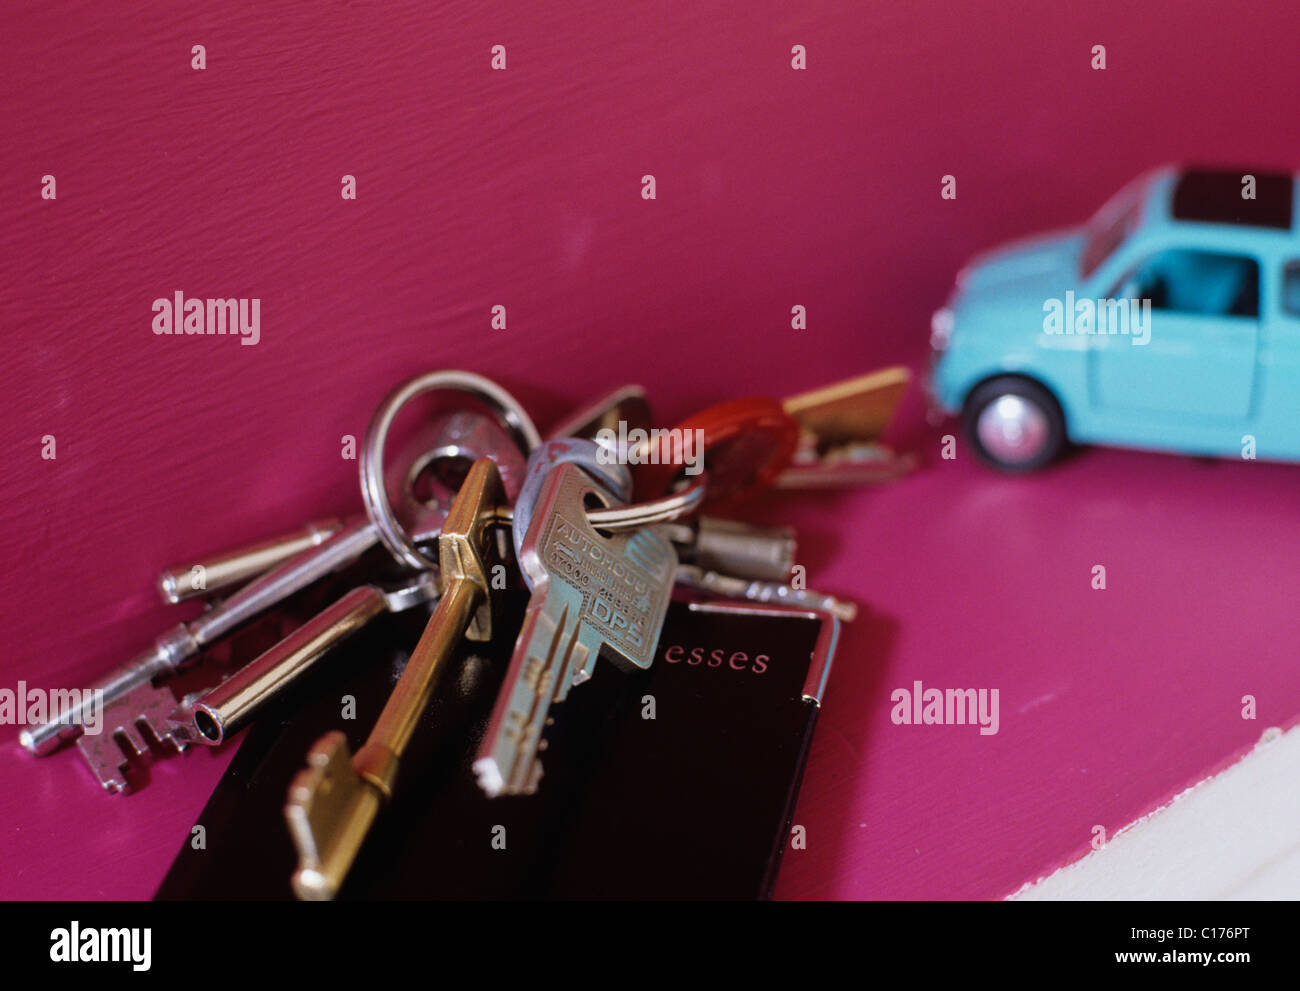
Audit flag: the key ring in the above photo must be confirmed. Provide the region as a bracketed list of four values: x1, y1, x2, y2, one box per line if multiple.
[361, 370, 543, 572]
[362, 373, 709, 572]
[592, 473, 707, 526]
[493, 474, 708, 531]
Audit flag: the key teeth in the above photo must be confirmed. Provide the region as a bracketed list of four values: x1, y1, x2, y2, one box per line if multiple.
[136, 717, 188, 755]
[284, 730, 373, 900]
[475, 459, 676, 800]
[77, 720, 151, 794]
[286, 731, 355, 817]
[76, 731, 132, 793]
[523, 759, 543, 794]
[122, 724, 150, 759]
[76, 728, 148, 795]
[69, 677, 217, 791]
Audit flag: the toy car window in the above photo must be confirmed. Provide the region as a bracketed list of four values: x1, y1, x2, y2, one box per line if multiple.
[1282, 262, 1300, 317]
[1126, 250, 1259, 318]
[1081, 191, 1143, 278]
[1172, 169, 1293, 230]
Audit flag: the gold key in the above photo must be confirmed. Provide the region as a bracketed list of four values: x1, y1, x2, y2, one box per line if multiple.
[781, 365, 912, 447]
[283, 456, 505, 901]
[776, 366, 917, 487]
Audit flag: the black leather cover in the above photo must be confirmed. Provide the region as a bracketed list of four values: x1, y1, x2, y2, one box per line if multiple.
[155, 595, 832, 900]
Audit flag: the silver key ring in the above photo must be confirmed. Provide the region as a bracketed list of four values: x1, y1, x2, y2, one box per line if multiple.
[493, 472, 707, 531]
[361, 370, 542, 572]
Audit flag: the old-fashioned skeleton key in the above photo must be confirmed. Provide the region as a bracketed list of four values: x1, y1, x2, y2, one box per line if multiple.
[21, 422, 516, 766]
[180, 441, 629, 748]
[178, 572, 440, 746]
[21, 514, 405, 788]
[284, 456, 506, 901]
[23, 382, 533, 791]
[474, 459, 678, 798]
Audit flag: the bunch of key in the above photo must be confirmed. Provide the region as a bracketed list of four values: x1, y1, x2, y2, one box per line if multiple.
[20, 366, 912, 899]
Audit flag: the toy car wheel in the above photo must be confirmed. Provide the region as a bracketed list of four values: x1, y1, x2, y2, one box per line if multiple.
[964, 376, 1065, 471]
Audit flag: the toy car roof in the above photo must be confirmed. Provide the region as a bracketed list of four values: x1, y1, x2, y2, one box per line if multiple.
[1170, 167, 1294, 231]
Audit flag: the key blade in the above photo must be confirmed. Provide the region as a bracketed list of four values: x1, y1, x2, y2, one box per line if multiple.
[673, 564, 859, 622]
[472, 590, 588, 797]
[475, 462, 676, 797]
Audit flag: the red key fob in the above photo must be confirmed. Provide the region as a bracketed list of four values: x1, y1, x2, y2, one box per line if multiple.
[632, 397, 801, 511]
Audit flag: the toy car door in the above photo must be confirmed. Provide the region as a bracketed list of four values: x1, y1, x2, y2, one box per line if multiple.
[1091, 248, 1260, 420]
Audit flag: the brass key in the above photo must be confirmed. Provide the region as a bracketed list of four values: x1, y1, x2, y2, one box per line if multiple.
[283, 456, 505, 901]
[776, 366, 917, 487]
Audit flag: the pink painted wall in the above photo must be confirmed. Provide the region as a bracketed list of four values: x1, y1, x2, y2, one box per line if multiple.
[3, 1, 1299, 898]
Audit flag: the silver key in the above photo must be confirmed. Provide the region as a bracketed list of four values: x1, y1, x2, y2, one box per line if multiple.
[22, 405, 529, 788]
[510, 447, 851, 624]
[672, 563, 857, 622]
[160, 415, 650, 765]
[509, 437, 633, 572]
[473, 460, 677, 797]
[157, 518, 345, 604]
[652, 517, 854, 619]
[177, 572, 439, 746]
[654, 516, 796, 584]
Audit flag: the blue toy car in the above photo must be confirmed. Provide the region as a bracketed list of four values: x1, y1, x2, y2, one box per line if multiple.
[929, 165, 1300, 470]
